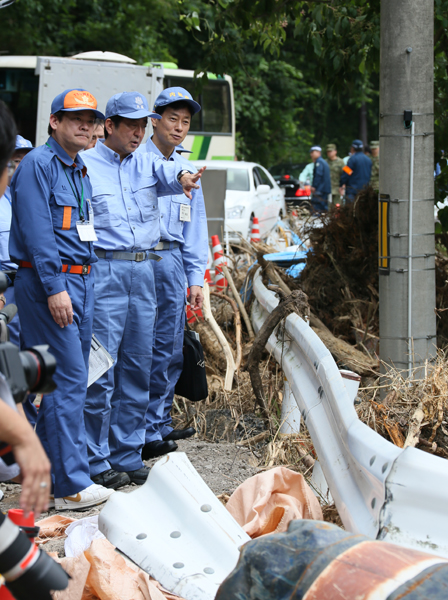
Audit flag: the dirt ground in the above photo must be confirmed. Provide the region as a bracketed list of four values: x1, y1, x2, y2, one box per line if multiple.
[0, 437, 260, 556]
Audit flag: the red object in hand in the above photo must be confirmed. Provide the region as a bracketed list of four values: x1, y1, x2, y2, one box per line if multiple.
[8, 509, 39, 542]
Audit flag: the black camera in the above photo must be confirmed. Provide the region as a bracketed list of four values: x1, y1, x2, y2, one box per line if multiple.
[0, 342, 57, 406]
[0, 272, 56, 404]
[0, 272, 57, 464]
[0, 511, 69, 600]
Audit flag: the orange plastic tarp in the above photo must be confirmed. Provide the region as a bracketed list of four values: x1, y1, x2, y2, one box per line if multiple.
[226, 466, 323, 538]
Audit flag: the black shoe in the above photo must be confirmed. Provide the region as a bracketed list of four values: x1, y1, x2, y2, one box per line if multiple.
[126, 465, 151, 485]
[91, 469, 131, 490]
[163, 427, 196, 442]
[141, 439, 178, 461]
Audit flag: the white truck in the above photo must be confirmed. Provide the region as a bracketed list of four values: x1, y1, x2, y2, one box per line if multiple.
[0, 51, 235, 161]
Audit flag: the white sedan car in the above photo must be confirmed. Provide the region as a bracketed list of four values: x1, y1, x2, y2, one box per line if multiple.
[193, 160, 286, 243]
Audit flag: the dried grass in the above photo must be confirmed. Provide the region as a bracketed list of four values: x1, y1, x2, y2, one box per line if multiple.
[169, 217, 448, 531]
[356, 349, 448, 457]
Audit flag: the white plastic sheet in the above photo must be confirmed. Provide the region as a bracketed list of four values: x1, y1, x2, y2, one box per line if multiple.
[65, 515, 106, 558]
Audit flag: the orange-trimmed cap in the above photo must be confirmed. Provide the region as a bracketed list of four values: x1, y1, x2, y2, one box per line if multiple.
[51, 88, 105, 119]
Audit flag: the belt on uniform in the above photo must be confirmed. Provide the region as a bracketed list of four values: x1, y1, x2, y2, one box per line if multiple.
[152, 241, 180, 251]
[95, 250, 162, 262]
[19, 261, 91, 275]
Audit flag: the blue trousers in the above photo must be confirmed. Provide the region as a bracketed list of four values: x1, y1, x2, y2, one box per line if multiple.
[311, 196, 328, 212]
[84, 258, 157, 476]
[145, 247, 186, 443]
[15, 267, 94, 497]
[4, 284, 38, 427]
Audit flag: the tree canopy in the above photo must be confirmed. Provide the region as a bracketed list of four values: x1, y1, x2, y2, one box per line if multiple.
[0, 0, 446, 174]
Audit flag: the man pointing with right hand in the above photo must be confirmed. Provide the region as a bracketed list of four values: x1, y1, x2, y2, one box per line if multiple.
[82, 92, 204, 489]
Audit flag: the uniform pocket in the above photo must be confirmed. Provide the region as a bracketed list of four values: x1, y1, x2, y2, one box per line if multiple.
[131, 176, 159, 222]
[168, 195, 191, 236]
[51, 192, 79, 230]
[91, 185, 121, 229]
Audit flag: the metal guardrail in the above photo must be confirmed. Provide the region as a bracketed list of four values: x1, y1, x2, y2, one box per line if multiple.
[251, 270, 448, 558]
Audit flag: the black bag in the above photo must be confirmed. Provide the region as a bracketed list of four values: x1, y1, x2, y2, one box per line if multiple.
[175, 322, 208, 402]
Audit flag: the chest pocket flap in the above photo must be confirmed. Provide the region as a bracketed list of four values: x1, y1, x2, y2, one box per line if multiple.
[131, 176, 159, 222]
[91, 185, 120, 229]
[52, 192, 79, 230]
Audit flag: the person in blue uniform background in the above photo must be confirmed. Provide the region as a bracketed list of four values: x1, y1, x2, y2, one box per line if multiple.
[0, 135, 33, 345]
[9, 88, 114, 511]
[82, 92, 204, 488]
[339, 139, 372, 202]
[310, 145, 331, 212]
[0, 135, 38, 426]
[141, 87, 208, 460]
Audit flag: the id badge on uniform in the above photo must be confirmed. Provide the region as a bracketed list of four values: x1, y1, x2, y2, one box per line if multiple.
[179, 204, 191, 222]
[76, 199, 98, 241]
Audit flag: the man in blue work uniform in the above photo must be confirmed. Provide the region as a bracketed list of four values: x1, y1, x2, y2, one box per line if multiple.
[9, 89, 114, 510]
[0, 135, 38, 426]
[310, 145, 331, 212]
[339, 139, 372, 203]
[140, 87, 208, 460]
[83, 92, 204, 487]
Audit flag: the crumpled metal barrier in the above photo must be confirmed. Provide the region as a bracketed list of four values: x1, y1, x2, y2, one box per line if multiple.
[251, 270, 448, 557]
[215, 520, 448, 600]
[98, 452, 250, 600]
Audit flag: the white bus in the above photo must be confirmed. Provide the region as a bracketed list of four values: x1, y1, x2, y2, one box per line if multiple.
[0, 51, 235, 161]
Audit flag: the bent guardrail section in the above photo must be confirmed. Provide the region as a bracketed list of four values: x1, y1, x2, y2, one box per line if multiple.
[251, 270, 448, 558]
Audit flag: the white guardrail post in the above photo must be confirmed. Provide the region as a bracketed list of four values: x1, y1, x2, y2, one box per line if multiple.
[251, 270, 448, 558]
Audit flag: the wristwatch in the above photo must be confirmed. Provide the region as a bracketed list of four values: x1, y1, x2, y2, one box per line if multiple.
[177, 169, 191, 183]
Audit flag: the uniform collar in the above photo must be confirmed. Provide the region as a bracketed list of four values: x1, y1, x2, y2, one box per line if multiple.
[46, 136, 87, 177]
[95, 138, 136, 165]
[146, 136, 175, 161]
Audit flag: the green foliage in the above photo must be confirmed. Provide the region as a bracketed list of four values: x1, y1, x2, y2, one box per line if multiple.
[0, 0, 180, 63]
[0, 0, 445, 185]
[177, 0, 380, 97]
[231, 54, 316, 164]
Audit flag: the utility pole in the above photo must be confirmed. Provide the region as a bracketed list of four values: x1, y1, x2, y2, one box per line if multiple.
[379, 0, 436, 378]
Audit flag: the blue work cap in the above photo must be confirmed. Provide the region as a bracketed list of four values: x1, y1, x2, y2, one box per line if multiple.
[175, 143, 193, 154]
[15, 135, 33, 151]
[105, 92, 160, 120]
[51, 88, 105, 119]
[154, 87, 201, 115]
[352, 139, 364, 150]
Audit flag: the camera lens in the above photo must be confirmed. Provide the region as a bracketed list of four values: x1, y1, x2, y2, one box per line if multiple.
[19, 345, 57, 394]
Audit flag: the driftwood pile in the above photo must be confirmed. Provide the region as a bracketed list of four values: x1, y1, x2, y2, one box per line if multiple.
[174, 191, 448, 469]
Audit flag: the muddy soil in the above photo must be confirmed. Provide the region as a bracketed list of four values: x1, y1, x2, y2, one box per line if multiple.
[0, 438, 259, 556]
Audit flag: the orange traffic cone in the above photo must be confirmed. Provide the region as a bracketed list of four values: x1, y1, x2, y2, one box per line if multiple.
[186, 288, 204, 323]
[211, 234, 228, 291]
[250, 217, 260, 243]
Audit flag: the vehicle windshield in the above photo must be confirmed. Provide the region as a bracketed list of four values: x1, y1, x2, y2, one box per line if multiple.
[164, 75, 232, 135]
[269, 163, 307, 179]
[226, 168, 250, 191]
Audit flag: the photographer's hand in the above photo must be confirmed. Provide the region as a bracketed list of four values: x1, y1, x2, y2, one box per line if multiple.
[0, 402, 51, 517]
[48, 290, 74, 328]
